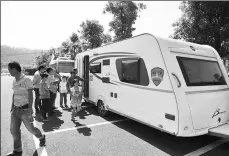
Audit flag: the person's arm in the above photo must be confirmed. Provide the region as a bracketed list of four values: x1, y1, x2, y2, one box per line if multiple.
[44, 83, 50, 90]
[28, 89, 33, 110]
[49, 76, 59, 85]
[25, 78, 34, 114]
[66, 78, 70, 93]
[32, 73, 38, 86]
[77, 76, 89, 82]
[10, 94, 14, 112]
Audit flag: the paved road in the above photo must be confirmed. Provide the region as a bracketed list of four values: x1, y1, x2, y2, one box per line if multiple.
[1, 75, 229, 156]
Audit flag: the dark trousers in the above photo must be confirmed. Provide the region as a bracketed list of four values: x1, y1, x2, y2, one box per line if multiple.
[49, 91, 56, 111]
[41, 98, 50, 118]
[60, 93, 67, 106]
[34, 88, 41, 111]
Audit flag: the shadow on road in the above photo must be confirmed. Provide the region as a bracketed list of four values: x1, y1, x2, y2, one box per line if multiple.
[34, 110, 64, 132]
[111, 119, 220, 156]
[80, 102, 222, 156]
[32, 150, 38, 156]
[72, 120, 92, 136]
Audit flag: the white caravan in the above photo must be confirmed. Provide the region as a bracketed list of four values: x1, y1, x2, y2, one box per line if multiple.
[75, 33, 229, 138]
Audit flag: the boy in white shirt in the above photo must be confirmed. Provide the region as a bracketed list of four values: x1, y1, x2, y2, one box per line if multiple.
[59, 76, 68, 108]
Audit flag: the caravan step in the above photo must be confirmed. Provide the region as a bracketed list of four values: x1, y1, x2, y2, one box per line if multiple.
[208, 123, 229, 139]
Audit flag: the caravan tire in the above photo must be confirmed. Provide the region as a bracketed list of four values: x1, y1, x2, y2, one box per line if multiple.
[97, 100, 107, 117]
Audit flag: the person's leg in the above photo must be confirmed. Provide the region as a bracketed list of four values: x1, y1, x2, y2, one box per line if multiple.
[20, 109, 45, 146]
[43, 99, 49, 119]
[34, 88, 40, 112]
[40, 99, 44, 120]
[64, 93, 67, 107]
[71, 106, 76, 119]
[52, 93, 57, 109]
[60, 93, 63, 107]
[10, 107, 23, 153]
[49, 91, 55, 113]
[47, 97, 52, 116]
[48, 91, 53, 116]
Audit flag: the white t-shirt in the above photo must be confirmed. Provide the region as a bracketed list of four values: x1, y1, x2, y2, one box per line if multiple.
[59, 81, 67, 93]
[12, 74, 33, 106]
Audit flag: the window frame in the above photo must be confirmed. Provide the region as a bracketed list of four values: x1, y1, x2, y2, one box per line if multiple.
[177, 56, 226, 86]
[90, 62, 101, 74]
[116, 57, 149, 86]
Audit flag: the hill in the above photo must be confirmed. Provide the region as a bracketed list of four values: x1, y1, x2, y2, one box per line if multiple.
[1, 45, 44, 69]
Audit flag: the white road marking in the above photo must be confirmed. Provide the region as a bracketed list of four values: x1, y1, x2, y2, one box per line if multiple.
[33, 120, 49, 156]
[184, 138, 229, 156]
[55, 105, 94, 111]
[44, 118, 128, 135]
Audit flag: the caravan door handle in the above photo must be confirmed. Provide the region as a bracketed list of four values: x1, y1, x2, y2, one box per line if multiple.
[172, 73, 181, 88]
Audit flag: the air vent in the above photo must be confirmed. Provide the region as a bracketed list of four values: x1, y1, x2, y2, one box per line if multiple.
[190, 46, 196, 51]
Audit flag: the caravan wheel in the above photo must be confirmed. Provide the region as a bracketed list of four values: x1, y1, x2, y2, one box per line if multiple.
[97, 100, 107, 117]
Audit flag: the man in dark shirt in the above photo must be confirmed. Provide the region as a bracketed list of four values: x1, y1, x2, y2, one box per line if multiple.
[67, 69, 88, 100]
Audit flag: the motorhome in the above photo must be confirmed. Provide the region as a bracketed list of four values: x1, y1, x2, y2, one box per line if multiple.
[49, 57, 75, 77]
[75, 33, 229, 138]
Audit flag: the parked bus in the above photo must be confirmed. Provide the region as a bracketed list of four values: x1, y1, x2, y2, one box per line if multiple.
[49, 57, 75, 77]
[75, 33, 229, 138]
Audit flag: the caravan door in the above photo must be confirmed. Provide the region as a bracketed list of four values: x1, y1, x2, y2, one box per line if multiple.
[83, 55, 89, 98]
[169, 48, 229, 131]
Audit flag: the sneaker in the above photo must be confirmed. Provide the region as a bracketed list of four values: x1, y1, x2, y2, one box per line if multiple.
[60, 105, 64, 108]
[7, 151, 22, 156]
[64, 104, 68, 108]
[39, 135, 46, 147]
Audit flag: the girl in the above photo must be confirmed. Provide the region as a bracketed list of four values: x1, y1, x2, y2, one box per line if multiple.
[59, 76, 68, 108]
[70, 79, 83, 121]
[39, 73, 50, 121]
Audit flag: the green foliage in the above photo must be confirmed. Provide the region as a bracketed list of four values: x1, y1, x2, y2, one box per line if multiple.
[170, 1, 229, 57]
[70, 32, 79, 43]
[61, 40, 71, 53]
[78, 20, 106, 50]
[35, 50, 52, 67]
[103, 1, 146, 41]
[102, 33, 112, 44]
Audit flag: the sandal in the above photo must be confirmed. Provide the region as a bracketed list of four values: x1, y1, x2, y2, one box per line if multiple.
[39, 135, 46, 147]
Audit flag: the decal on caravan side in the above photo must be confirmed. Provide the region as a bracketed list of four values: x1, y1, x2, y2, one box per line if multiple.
[75, 33, 229, 138]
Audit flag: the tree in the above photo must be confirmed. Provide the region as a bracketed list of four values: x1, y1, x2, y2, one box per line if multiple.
[103, 1, 146, 42]
[170, 1, 229, 57]
[61, 40, 70, 53]
[70, 32, 79, 43]
[35, 50, 52, 67]
[69, 33, 80, 60]
[78, 20, 105, 50]
[102, 33, 112, 44]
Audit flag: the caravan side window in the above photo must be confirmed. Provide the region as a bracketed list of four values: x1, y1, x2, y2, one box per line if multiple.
[90, 62, 101, 73]
[116, 58, 149, 86]
[177, 57, 226, 86]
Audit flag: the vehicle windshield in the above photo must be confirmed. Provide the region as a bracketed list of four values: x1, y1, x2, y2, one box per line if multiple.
[58, 62, 74, 73]
[177, 56, 226, 86]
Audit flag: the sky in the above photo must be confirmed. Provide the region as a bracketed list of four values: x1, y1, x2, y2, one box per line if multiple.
[1, 1, 182, 50]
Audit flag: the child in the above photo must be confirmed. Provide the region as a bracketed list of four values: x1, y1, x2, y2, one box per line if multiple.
[59, 76, 68, 108]
[39, 73, 50, 121]
[70, 79, 83, 121]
